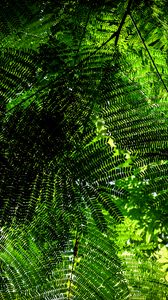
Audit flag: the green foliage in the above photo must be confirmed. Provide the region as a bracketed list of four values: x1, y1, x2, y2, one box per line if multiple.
[0, 221, 129, 299]
[1, 0, 168, 299]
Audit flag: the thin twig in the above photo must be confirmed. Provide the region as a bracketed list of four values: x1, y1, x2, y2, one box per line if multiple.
[67, 0, 134, 67]
[129, 12, 168, 93]
[3, 1, 144, 115]
[115, 0, 134, 46]
[4, 27, 117, 115]
[76, 31, 117, 68]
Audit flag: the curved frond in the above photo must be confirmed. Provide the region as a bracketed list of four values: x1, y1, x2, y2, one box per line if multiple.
[0, 221, 129, 300]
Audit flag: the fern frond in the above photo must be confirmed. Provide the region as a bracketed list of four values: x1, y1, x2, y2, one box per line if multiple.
[0, 220, 129, 300]
[0, 48, 36, 107]
[63, 221, 129, 299]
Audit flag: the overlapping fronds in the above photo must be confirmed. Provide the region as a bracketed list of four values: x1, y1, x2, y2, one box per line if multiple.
[1, 121, 128, 230]
[0, 48, 36, 107]
[137, 163, 168, 222]
[100, 62, 168, 156]
[1, 235, 63, 299]
[1, 0, 168, 298]
[1, 40, 168, 231]
[0, 0, 47, 37]
[119, 249, 168, 299]
[1, 54, 134, 231]
[65, 221, 129, 300]
[0, 221, 129, 300]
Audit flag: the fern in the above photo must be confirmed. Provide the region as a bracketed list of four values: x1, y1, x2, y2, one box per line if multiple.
[1, 0, 168, 298]
[0, 220, 129, 299]
[0, 48, 37, 107]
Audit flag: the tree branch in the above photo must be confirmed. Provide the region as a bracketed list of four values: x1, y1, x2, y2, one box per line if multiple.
[129, 12, 168, 93]
[115, 0, 134, 46]
[77, 0, 134, 66]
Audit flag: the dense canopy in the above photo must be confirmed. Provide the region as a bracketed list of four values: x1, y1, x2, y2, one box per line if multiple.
[0, 0, 168, 299]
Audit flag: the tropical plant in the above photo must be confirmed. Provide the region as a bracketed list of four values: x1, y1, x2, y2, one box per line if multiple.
[1, 0, 168, 299]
